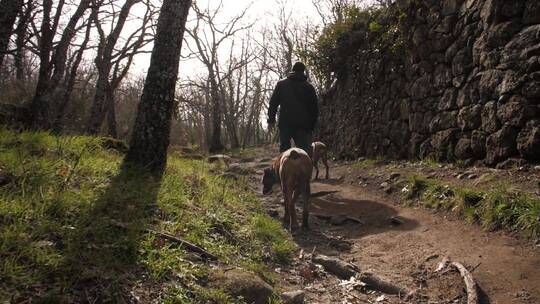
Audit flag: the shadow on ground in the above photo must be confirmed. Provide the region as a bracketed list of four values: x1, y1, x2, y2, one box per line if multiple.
[313, 177, 346, 186]
[63, 161, 163, 302]
[288, 192, 419, 256]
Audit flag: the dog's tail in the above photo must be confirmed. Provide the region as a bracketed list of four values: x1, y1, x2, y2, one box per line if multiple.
[289, 149, 301, 160]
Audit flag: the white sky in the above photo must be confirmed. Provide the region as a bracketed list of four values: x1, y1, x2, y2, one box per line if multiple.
[128, 0, 324, 76]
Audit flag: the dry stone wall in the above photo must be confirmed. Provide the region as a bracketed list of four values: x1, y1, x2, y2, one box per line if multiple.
[317, 0, 540, 166]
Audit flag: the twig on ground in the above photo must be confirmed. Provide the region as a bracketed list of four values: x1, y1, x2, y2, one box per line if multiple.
[470, 262, 482, 273]
[111, 220, 218, 260]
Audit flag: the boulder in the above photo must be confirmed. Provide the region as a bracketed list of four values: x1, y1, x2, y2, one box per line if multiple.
[522, 81, 540, 98]
[439, 89, 457, 110]
[429, 111, 458, 133]
[281, 290, 305, 304]
[479, 70, 505, 101]
[457, 105, 482, 130]
[501, 1, 525, 18]
[486, 21, 522, 48]
[455, 137, 473, 159]
[452, 49, 473, 76]
[442, 0, 464, 15]
[485, 125, 519, 165]
[496, 98, 536, 127]
[517, 120, 540, 160]
[523, 1, 540, 24]
[471, 130, 487, 158]
[433, 64, 452, 89]
[481, 101, 500, 133]
[208, 269, 273, 304]
[431, 129, 458, 151]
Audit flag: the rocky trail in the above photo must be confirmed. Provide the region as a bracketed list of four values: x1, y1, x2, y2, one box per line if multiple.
[226, 146, 540, 304]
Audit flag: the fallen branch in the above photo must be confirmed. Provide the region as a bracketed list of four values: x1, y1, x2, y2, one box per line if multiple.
[312, 254, 359, 279]
[112, 221, 218, 260]
[451, 262, 478, 304]
[359, 272, 410, 296]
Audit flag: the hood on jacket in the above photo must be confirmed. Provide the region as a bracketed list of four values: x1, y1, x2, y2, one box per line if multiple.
[287, 71, 307, 82]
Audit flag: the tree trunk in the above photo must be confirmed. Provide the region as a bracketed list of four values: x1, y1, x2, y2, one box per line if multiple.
[227, 120, 240, 149]
[203, 107, 211, 151]
[209, 84, 224, 152]
[30, 0, 90, 129]
[106, 88, 118, 138]
[13, 0, 30, 80]
[30, 0, 53, 127]
[0, 0, 22, 68]
[125, 0, 191, 175]
[52, 14, 92, 133]
[86, 0, 137, 135]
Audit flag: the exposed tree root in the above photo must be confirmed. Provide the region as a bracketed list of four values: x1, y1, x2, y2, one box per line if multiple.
[451, 262, 479, 304]
[433, 256, 479, 304]
[359, 272, 410, 296]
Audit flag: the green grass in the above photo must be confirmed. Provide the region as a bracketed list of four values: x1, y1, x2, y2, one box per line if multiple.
[419, 156, 440, 168]
[404, 174, 540, 240]
[228, 147, 259, 159]
[0, 127, 295, 303]
[405, 175, 431, 199]
[353, 158, 378, 169]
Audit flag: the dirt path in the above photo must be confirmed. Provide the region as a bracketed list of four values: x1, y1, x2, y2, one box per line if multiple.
[234, 149, 539, 304]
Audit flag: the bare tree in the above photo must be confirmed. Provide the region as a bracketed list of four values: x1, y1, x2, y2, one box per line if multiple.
[176, 79, 212, 149]
[255, 1, 296, 80]
[125, 0, 191, 175]
[0, 0, 23, 68]
[52, 8, 95, 133]
[311, 0, 363, 26]
[184, 1, 252, 152]
[86, 0, 140, 135]
[30, 0, 92, 129]
[13, 0, 32, 81]
[103, 1, 156, 138]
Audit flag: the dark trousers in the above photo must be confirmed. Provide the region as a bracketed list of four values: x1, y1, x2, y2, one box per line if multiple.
[279, 127, 312, 157]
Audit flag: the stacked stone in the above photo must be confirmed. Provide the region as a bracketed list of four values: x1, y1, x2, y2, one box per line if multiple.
[318, 0, 540, 166]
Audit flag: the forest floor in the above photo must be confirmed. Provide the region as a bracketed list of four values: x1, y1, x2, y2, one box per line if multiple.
[2, 128, 539, 303]
[232, 144, 540, 304]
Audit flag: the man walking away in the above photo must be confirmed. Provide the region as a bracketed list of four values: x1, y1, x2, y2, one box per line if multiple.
[267, 62, 318, 156]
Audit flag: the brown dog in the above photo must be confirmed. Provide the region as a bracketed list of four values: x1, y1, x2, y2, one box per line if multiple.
[262, 148, 312, 230]
[312, 142, 329, 180]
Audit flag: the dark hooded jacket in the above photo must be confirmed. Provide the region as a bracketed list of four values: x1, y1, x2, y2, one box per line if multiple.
[267, 72, 318, 130]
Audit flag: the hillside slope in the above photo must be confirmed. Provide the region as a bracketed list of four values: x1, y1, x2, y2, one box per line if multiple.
[0, 128, 294, 303]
